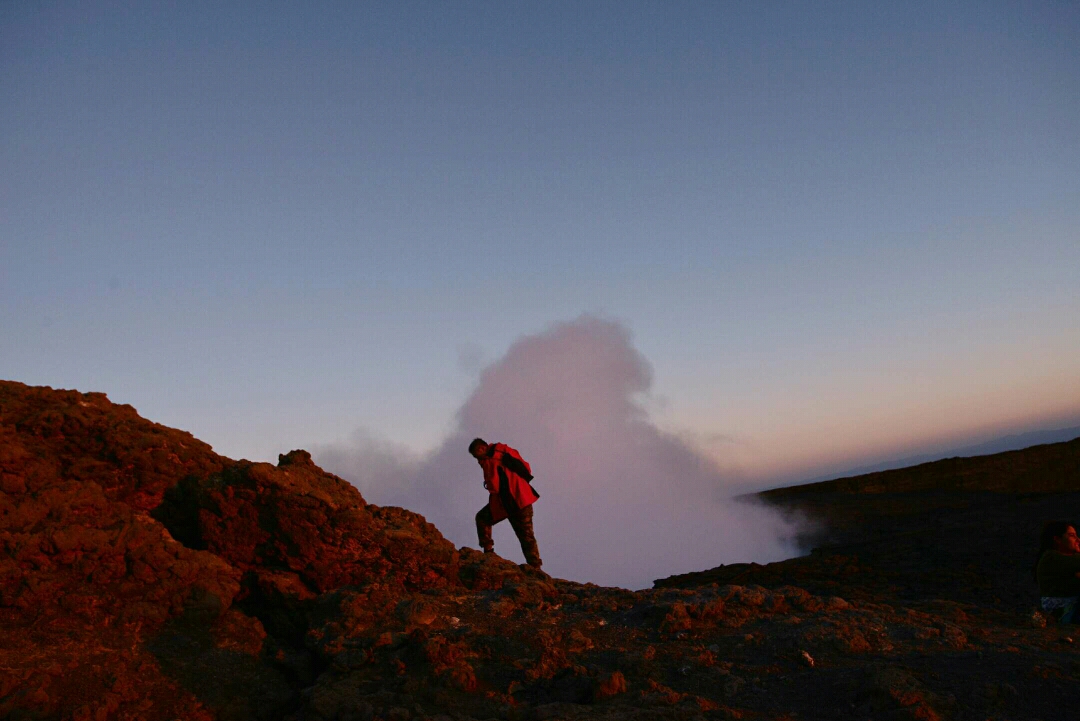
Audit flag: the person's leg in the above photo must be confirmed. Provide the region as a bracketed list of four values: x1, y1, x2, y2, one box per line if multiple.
[508, 505, 542, 568]
[476, 505, 495, 553]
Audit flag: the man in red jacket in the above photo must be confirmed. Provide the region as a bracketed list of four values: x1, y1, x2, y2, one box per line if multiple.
[469, 438, 543, 569]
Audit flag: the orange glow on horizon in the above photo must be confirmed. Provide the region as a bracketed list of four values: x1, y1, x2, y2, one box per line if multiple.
[680, 372, 1080, 487]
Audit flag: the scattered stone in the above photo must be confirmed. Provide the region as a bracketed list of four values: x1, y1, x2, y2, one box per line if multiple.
[594, 671, 628, 699]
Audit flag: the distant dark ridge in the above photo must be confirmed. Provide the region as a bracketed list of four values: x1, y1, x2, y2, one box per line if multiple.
[759, 435, 1080, 499]
[668, 436, 1080, 615]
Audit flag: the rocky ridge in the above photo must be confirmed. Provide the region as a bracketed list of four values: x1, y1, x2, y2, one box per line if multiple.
[3, 380, 1080, 720]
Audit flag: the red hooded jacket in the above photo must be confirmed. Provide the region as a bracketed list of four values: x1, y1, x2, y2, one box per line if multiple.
[478, 443, 539, 522]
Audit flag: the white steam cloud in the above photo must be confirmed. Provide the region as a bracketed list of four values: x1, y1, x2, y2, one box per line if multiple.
[315, 316, 801, 589]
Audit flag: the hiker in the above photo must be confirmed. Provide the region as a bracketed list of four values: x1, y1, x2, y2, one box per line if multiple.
[1036, 521, 1080, 623]
[470, 438, 543, 569]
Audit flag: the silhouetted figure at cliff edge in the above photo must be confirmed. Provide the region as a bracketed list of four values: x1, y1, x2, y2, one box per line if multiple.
[469, 438, 543, 570]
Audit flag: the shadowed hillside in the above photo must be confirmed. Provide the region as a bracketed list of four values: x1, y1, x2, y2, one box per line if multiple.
[5, 380, 1080, 721]
[660, 438, 1080, 612]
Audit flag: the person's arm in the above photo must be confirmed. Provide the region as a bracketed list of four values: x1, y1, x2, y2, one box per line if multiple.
[479, 456, 499, 492]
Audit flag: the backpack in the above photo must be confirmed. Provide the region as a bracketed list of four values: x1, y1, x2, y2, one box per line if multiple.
[498, 444, 534, 482]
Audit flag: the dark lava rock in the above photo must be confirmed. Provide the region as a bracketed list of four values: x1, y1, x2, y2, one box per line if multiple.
[0, 381, 463, 720]
[4, 380, 1080, 721]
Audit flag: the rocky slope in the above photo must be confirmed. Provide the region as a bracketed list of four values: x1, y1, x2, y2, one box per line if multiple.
[3, 380, 1080, 721]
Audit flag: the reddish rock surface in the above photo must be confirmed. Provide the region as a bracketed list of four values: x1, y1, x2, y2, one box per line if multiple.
[0, 381, 463, 720]
[3, 380, 1080, 720]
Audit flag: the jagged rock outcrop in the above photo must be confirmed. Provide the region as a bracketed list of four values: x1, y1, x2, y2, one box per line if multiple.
[4, 380, 1080, 721]
[0, 382, 465, 720]
[154, 449, 460, 596]
[1, 383, 236, 719]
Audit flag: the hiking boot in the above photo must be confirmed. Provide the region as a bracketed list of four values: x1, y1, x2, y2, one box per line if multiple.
[520, 563, 550, 579]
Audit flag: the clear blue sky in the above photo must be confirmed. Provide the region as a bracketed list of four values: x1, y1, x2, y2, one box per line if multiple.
[3, 1, 1078, 485]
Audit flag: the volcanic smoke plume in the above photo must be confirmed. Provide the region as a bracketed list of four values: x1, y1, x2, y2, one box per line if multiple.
[316, 316, 801, 589]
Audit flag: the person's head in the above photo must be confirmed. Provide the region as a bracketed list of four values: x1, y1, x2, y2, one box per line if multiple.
[1040, 521, 1080, 556]
[468, 438, 489, 459]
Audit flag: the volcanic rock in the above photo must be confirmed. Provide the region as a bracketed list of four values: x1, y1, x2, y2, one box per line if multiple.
[4, 380, 1080, 720]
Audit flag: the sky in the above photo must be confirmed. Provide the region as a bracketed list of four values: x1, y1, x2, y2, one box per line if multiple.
[2, 2, 1079, 581]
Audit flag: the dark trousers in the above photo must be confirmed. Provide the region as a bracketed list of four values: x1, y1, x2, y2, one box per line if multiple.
[476, 503, 542, 568]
